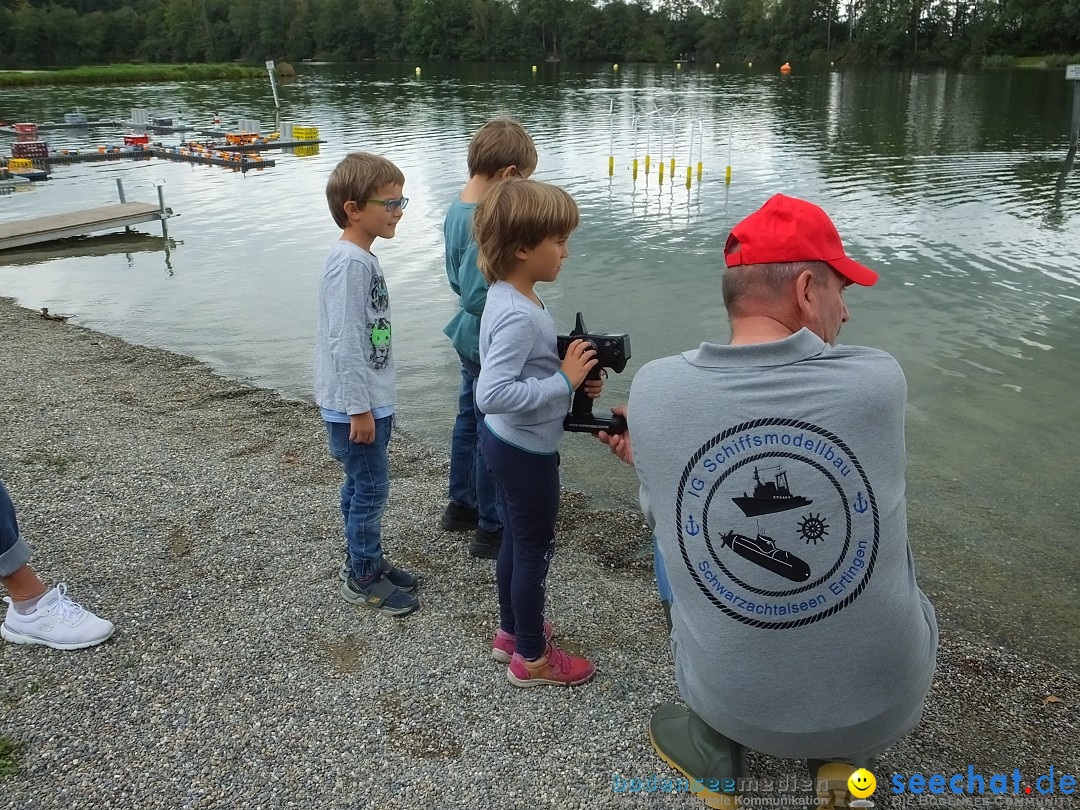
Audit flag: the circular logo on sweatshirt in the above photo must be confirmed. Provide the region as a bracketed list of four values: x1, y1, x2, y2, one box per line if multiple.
[675, 418, 878, 629]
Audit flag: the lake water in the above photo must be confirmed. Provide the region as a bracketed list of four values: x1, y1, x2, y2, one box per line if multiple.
[1, 63, 1078, 670]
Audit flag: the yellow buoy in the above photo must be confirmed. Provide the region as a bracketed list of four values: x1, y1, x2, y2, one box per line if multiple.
[608, 155, 614, 176]
[748, 62, 753, 68]
[697, 161, 703, 180]
[715, 63, 720, 69]
[532, 65, 537, 72]
[659, 163, 664, 184]
[677, 63, 682, 70]
[645, 155, 651, 174]
[670, 157, 675, 175]
[613, 63, 619, 71]
[633, 158, 638, 180]
[686, 166, 692, 189]
[415, 66, 421, 76]
[725, 165, 732, 184]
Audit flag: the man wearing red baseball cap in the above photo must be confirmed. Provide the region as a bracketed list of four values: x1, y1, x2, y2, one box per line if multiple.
[599, 195, 937, 808]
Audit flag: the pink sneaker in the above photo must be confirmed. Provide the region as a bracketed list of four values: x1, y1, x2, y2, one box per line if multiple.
[491, 620, 554, 664]
[507, 641, 595, 687]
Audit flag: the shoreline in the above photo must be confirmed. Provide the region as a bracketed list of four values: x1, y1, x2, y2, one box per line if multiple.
[0, 296, 1076, 808]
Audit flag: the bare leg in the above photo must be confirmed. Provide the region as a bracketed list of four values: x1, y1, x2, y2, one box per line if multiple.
[2, 564, 47, 603]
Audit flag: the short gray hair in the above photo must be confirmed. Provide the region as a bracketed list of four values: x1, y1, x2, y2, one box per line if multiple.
[722, 260, 833, 314]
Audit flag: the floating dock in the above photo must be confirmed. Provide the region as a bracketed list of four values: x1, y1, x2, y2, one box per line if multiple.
[0, 179, 173, 251]
[213, 139, 324, 152]
[0, 121, 195, 135]
[9, 144, 275, 172]
[0, 203, 172, 251]
[145, 145, 273, 170]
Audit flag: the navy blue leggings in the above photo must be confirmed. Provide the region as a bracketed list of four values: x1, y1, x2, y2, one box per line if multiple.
[481, 429, 559, 660]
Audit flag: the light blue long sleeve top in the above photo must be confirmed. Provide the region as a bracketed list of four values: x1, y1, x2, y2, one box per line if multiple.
[476, 281, 573, 454]
[314, 240, 395, 421]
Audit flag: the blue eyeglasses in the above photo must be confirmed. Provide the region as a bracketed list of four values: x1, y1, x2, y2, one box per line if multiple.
[362, 197, 409, 212]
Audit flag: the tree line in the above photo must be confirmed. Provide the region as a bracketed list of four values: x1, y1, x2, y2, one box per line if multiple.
[1, 0, 1078, 70]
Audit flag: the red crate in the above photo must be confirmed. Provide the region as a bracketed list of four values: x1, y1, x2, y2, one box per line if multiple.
[12, 141, 48, 158]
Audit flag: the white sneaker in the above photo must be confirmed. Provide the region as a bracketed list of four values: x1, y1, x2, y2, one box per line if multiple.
[1, 583, 114, 650]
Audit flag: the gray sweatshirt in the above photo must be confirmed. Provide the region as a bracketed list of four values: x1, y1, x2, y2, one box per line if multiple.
[628, 328, 938, 760]
[477, 281, 573, 454]
[313, 240, 394, 417]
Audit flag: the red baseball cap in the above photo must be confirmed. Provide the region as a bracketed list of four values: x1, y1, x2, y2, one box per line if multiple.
[724, 194, 878, 286]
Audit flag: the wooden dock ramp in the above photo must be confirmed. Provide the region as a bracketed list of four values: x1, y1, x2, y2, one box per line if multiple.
[0, 201, 171, 251]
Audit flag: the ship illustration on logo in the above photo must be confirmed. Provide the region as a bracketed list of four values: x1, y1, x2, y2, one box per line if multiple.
[732, 466, 813, 517]
[719, 530, 811, 583]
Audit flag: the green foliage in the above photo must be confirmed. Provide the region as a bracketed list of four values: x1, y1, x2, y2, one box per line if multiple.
[0, 0, 1075, 67]
[0, 63, 264, 86]
[0, 735, 22, 780]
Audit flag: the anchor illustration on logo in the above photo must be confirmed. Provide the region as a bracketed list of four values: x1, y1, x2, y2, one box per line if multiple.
[853, 492, 868, 514]
[684, 514, 700, 536]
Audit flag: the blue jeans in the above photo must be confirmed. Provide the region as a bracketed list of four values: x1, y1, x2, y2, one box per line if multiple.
[0, 479, 32, 578]
[449, 354, 503, 533]
[326, 418, 392, 581]
[482, 430, 559, 660]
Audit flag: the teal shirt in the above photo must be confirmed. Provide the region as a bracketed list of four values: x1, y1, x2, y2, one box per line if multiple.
[442, 197, 487, 363]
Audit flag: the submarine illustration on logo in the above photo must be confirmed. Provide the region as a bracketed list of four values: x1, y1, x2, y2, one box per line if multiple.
[719, 530, 812, 582]
[732, 466, 813, 517]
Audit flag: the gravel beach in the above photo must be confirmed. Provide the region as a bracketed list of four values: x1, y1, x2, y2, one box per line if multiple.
[1, 296, 1077, 810]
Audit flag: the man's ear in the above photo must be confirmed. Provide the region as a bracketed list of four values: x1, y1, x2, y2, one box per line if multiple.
[793, 269, 816, 319]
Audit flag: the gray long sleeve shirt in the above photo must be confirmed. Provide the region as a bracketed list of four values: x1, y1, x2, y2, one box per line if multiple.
[477, 281, 573, 454]
[314, 240, 395, 417]
[629, 329, 938, 760]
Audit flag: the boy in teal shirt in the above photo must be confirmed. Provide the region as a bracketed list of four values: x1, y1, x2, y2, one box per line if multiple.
[441, 119, 537, 559]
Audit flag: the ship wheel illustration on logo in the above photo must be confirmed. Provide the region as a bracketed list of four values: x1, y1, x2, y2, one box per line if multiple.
[797, 513, 830, 545]
[676, 419, 880, 629]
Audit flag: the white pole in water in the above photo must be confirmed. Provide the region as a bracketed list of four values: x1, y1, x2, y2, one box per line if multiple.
[670, 107, 682, 177]
[608, 99, 615, 176]
[645, 110, 652, 173]
[697, 119, 705, 180]
[685, 115, 695, 188]
[1067, 64, 1080, 155]
[266, 59, 280, 108]
[658, 107, 665, 184]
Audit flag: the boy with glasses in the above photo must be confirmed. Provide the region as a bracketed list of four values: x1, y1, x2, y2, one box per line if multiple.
[316, 152, 418, 617]
[440, 118, 538, 560]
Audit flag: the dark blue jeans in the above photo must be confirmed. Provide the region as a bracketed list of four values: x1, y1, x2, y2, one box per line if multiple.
[449, 354, 503, 533]
[326, 417, 392, 581]
[0, 479, 32, 577]
[481, 430, 559, 660]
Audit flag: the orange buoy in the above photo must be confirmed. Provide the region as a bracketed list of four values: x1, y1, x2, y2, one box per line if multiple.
[780, 62, 792, 74]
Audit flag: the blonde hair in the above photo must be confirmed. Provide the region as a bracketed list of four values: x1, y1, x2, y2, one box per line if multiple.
[467, 119, 538, 178]
[721, 261, 836, 315]
[325, 152, 405, 229]
[473, 179, 579, 283]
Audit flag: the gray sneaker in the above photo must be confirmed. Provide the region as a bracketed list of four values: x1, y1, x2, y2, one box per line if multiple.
[339, 558, 418, 592]
[340, 573, 419, 617]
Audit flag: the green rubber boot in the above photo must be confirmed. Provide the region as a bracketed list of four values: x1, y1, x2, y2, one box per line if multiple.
[649, 703, 746, 807]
